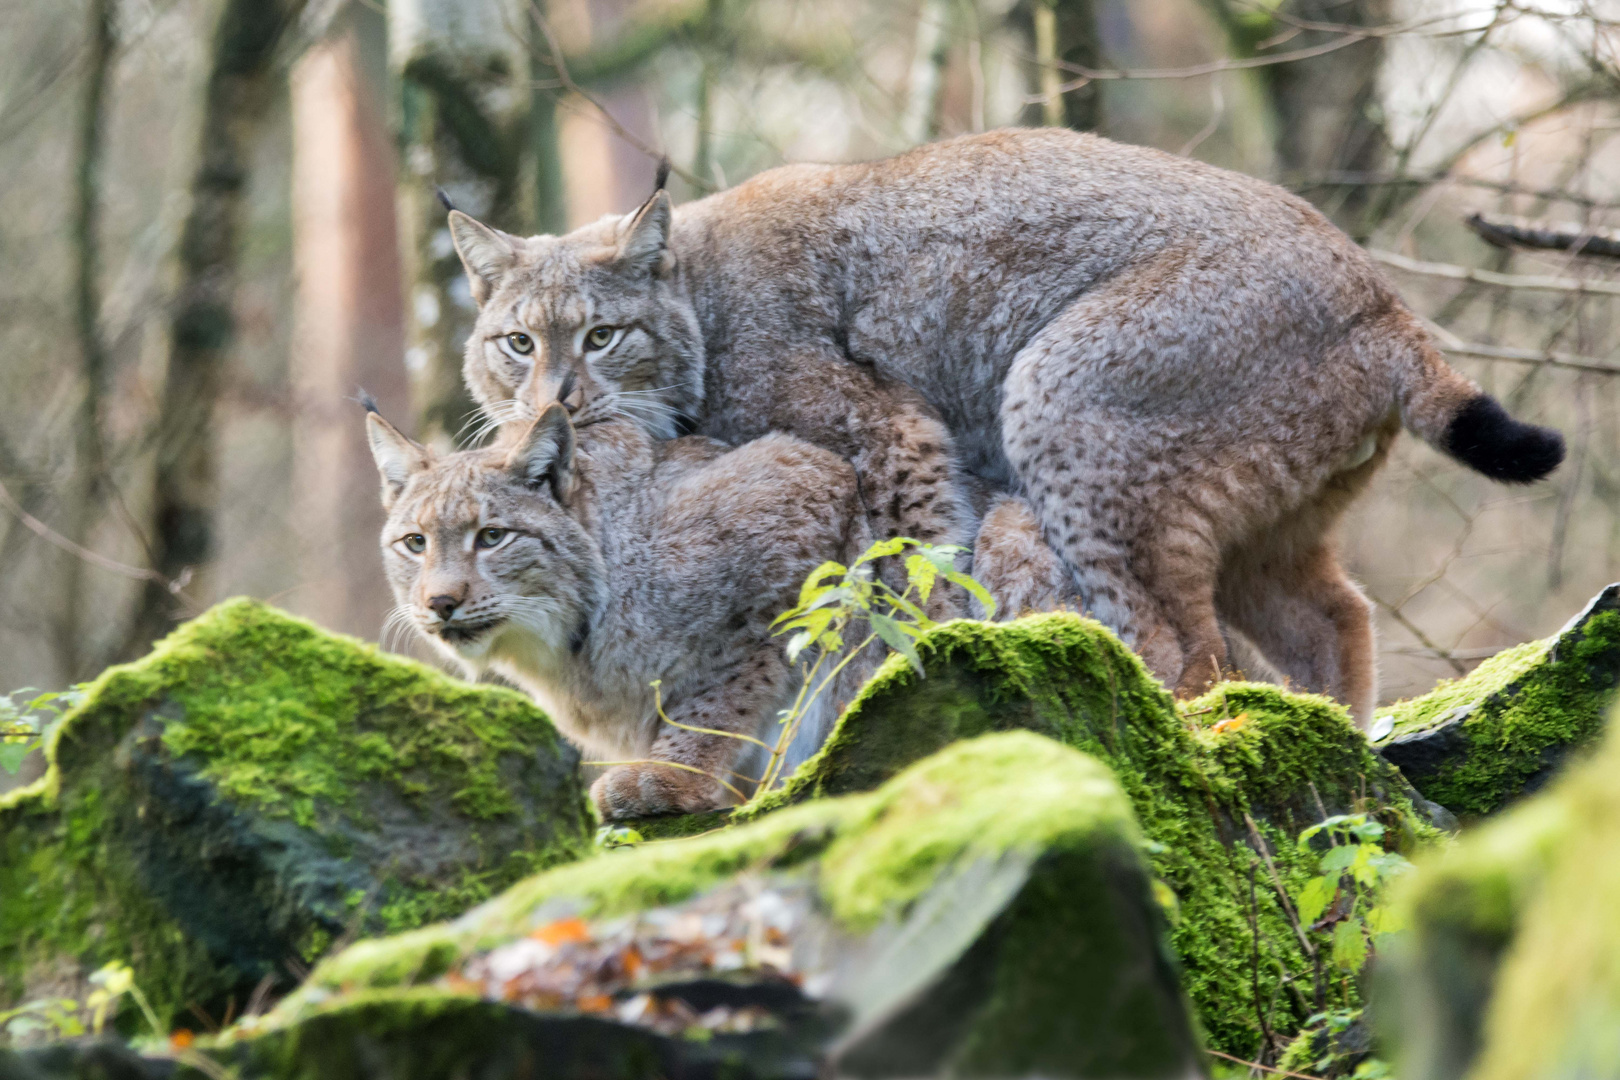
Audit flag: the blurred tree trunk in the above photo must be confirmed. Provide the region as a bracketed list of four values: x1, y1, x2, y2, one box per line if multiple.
[124, 0, 309, 658]
[902, 0, 953, 144]
[1204, 0, 1391, 234]
[1027, 0, 1101, 131]
[289, 8, 408, 643]
[58, 0, 116, 681]
[391, 0, 534, 447]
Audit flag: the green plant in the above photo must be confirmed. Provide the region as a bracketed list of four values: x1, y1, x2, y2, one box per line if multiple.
[0, 686, 83, 775]
[0, 996, 85, 1043]
[0, 961, 158, 1046]
[761, 537, 992, 792]
[586, 538, 995, 821]
[1293, 814, 1411, 984]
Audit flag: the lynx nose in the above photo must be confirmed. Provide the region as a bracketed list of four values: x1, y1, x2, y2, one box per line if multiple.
[427, 595, 459, 622]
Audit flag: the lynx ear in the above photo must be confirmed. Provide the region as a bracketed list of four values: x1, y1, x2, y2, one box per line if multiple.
[448, 210, 518, 305]
[507, 404, 576, 502]
[365, 411, 432, 510]
[616, 190, 673, 276]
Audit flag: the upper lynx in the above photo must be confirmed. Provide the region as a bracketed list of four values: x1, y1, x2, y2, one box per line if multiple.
[444, 127, 1564, 725]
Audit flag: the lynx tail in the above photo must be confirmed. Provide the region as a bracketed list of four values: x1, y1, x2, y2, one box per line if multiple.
[1400, 337, 1565, 484]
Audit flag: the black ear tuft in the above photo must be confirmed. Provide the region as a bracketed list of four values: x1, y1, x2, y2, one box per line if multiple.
[1444, 395, 1566, 483]
[354, 388, 380, 415]
[436, 186, 457, 213]
[654, 156, 672, 193]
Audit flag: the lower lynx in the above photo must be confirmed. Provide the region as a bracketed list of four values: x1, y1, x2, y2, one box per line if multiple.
[365, 401, 885, 820]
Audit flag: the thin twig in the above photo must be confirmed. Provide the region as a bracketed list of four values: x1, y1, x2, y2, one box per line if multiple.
[1371, 248, 1620, 297]
[528, 3, 714, 193]
[1206, 1049, 1326, 1080]
[1369, 594, 1468, 675]
[1241, 810, 1316, 961]
[0, 476, 197, 608]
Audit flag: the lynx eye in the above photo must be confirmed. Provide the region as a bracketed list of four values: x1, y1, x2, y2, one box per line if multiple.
[505, 332, 534, 355]
[475, 527, 508, 549]
[401, 534, 426, 554]
[584, 325, 616, 351]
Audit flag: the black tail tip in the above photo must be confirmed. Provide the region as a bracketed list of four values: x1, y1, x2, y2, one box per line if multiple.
[1444, 395, 1565, 483]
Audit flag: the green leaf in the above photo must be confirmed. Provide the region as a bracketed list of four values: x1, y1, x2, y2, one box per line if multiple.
[904, 553, 938, 603]
[1296, 875, 1337, 925]
[851, 537, 908, 566]
[778, 561, 846, 621]
[944, 570, 996, 618]
[869, 612, 925, 676]
[1319, 845, 1357, 874]
[1299, 814, 1359, 847]
[1365, 905, 1408, 936]
[786, 631, 815, 662]
[921, 544, 967, 571]
[883, 592, 931, 625]
[1330, 918, 1368, 972]
[0, 739, 35, 776]
[1350, 819, 1386, 843]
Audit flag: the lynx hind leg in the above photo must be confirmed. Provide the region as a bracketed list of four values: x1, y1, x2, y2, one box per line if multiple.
[1001, 385, 1227, 693]
[1218, 541, 1377, 728]
[971, 494, 1074, 619]
[591, 648, 790, 821]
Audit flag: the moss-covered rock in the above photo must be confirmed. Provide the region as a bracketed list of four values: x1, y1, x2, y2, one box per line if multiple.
[1378, 705, 1620, 1080]
[176, 732, 1206, 1079]
[1374, 582, 1620, 816]
[0, 599, 591, 1033]
[695, 613, 1437, 1057]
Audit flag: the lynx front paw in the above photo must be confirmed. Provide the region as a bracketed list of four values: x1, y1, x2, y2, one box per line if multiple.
[590, 763, 731, 821]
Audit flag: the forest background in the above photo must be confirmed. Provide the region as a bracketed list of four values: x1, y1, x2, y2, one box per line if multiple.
[2, 0, 1617, 760]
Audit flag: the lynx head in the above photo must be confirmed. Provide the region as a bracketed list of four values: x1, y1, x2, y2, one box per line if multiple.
[366, 403, 605, 672]
[449, 188, 704, 441]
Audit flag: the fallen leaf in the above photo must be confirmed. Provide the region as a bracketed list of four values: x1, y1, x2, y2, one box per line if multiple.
[1211, 712, 1249, 734]
[532, 917, 591, 946]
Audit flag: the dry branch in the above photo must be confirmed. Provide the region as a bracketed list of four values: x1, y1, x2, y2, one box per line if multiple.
[1371, 248, 1620, 298]
[1466, 212, 1620, 260]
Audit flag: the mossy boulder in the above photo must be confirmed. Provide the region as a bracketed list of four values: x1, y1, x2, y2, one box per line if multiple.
[701, 613, 1438, 1057]
[1373, 582, 1620, 817]
[1378, 706, 1620, 1080]
[0, 599, 591, 1033]
[156, 732, 1205, 1080]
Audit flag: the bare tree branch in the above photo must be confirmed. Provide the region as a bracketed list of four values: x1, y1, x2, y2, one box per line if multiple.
[1372, 248, 1620, 299]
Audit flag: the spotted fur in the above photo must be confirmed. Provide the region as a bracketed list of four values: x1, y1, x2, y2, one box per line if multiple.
[447, 128, 1562, 727]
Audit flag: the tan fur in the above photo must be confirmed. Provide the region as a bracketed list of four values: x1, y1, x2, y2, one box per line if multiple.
[443, 128, 1556, 727]
[366, 407, 876, 820]
[971, 495, 1072, 619]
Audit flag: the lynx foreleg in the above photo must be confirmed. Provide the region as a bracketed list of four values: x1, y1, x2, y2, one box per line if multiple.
[590, 648, 791, 821]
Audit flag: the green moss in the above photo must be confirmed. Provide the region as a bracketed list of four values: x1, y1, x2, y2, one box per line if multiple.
[1380, 708, 1620, 1080]
[1377, 607, 1620, 815]
[222, 733, 1203, 1079]
[64, 597, 567, 826]
[731, 615, 1433, 1056]
[0, 599, 591, 1031]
